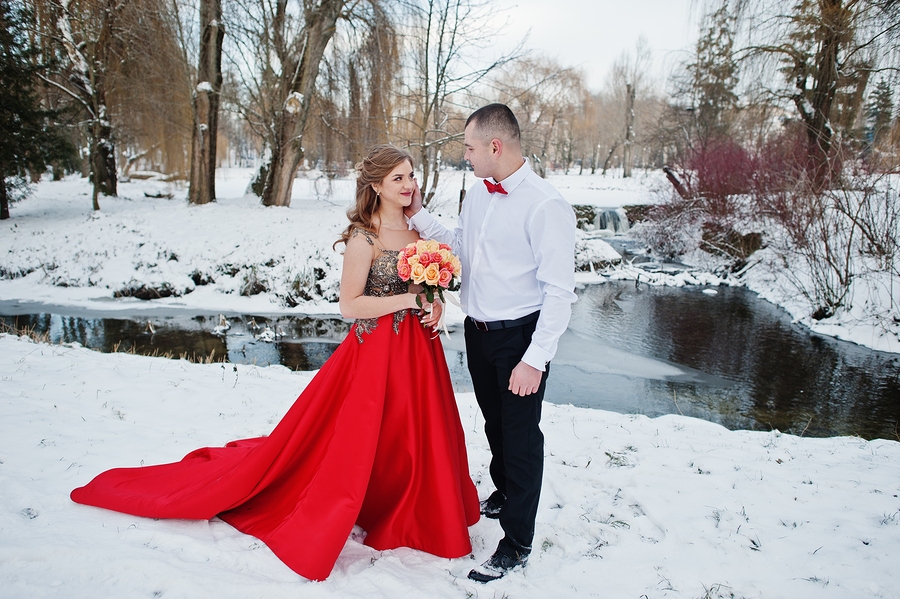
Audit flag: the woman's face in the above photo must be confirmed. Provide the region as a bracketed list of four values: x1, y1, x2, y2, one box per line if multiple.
[374, 160, 415, 209]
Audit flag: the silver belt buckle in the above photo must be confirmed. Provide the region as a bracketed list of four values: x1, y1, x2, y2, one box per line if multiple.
[473, 318, 489, 332]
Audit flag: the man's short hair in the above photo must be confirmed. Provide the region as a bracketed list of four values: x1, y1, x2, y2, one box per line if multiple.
[466, 103, 520, 144]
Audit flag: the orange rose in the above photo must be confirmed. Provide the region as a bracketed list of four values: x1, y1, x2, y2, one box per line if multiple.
[424, 263, 440, 286]
[411, 263, 426, 284]
[438, 268, 453, 288]
[439, 243, 452, 251]
[419, 252, 432, 266]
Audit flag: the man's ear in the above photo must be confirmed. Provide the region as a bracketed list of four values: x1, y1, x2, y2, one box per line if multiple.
[490, 138, 502, 156]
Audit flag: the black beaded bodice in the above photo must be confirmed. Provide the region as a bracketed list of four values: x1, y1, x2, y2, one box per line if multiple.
[364, 249, 409, 298]
[352, 228, 410, 342]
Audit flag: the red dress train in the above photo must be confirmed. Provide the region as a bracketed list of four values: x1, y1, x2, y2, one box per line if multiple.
[71, 264, 480, 580]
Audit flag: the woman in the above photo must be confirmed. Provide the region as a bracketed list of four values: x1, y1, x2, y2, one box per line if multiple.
[70, 145, 480, 581]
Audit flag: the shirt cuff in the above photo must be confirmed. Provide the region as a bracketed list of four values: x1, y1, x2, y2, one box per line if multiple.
[521, 344, 552, 372]
[407, 209, 434, 231]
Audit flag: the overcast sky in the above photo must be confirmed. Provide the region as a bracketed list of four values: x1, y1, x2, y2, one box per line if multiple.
[491, 0, 702, 91]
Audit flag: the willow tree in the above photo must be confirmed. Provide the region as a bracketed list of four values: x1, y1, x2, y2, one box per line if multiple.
[345, 2, 398, 164]
[495, 57, 586, 177]
[30, 0, 190, 207]
[740, 0, 900, 184]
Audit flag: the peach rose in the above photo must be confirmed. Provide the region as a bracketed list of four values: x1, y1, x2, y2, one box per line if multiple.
[411, 263, 426, 284]
[398, 262, 412, 281]
[423, 239, 440, 252]
[407, 254, 420, 266]
[424, 263, 440, 286]
[438, 268, 453, 288]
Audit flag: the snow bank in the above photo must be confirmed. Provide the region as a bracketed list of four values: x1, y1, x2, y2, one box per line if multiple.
[0, 171, 619, 318]
[2, 333, 898, 598]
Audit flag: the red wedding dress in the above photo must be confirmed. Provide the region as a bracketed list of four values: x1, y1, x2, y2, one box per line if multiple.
[70, 242, 480, 581]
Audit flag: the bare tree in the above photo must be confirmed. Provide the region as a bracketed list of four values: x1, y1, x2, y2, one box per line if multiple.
[225, 0, 347, 207]
[608, 37, 653, 177]
[45, 0, 125, 209]
[399, 0, 518, 206]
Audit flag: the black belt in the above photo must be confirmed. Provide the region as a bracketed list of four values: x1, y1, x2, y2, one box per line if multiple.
[468, 311, 540, 332]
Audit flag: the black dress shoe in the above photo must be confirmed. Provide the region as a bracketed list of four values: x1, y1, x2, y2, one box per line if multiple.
[467, 548, 528, 583]
[479, 490, 505, 519]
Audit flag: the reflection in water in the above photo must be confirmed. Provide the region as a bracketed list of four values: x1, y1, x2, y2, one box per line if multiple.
[1, 313, 350, 371]
[2, 284, 898, 440]
[568, 283, 900, 440]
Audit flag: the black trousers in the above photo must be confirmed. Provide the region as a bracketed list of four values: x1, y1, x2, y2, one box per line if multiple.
[464, 317, 549, 557]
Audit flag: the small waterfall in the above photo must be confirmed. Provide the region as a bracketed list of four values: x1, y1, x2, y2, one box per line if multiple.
[593, 208, 630, 235]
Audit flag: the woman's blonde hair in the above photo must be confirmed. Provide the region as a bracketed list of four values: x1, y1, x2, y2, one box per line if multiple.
[335, 144, 415, 248]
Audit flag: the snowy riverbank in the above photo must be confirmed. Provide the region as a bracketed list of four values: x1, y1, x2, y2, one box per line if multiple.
[2, 333, 898, 598]
[1, 168, 897, 354]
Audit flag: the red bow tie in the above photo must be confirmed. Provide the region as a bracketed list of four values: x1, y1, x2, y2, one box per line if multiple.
[483, 179, 508, 195]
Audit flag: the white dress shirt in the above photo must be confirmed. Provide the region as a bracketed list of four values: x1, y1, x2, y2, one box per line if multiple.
[409, 159, 577, 371]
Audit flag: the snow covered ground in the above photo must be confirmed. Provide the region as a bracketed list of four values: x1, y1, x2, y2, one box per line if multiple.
[2, 334, 898, 599]
[1, 169, 899, 598]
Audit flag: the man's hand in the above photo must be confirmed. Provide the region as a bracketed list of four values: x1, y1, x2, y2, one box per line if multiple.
[508, 361, 542, 396]
[419, 296, 443, 330]
[404, 178, 423, 219]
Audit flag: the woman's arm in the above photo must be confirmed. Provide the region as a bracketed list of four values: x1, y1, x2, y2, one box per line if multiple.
[339, 234, 422, 319]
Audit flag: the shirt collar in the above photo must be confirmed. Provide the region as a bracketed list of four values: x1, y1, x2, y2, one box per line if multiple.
[489, 158, 530, 195]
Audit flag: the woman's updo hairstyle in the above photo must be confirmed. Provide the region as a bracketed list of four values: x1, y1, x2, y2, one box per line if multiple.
[335, 144, 415, 248]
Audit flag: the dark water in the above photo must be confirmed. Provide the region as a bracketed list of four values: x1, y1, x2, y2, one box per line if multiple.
[2, 283, 898, 440]
[556, 283, 900, 440]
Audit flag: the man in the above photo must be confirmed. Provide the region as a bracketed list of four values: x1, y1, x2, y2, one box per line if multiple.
[405, 103, 576, 582]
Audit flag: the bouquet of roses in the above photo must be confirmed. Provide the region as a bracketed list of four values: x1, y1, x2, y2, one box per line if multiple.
[396, 239, 462, 307]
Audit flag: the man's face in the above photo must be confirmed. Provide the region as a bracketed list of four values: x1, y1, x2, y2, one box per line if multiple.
[463, 122, 493, 179]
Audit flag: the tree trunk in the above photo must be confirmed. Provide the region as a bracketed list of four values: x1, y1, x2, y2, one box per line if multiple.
[263, 112, 305, 206]
[623, 83, 635, 178]
[0, 181, 9, 220]
[90, 96, 117, 203]
[57, 0, 119, 208]
[261, 0, 345, 207]
[188, 0, 224, 205]
[792, 0, 849, 188]
[602, 140, 620, 175]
